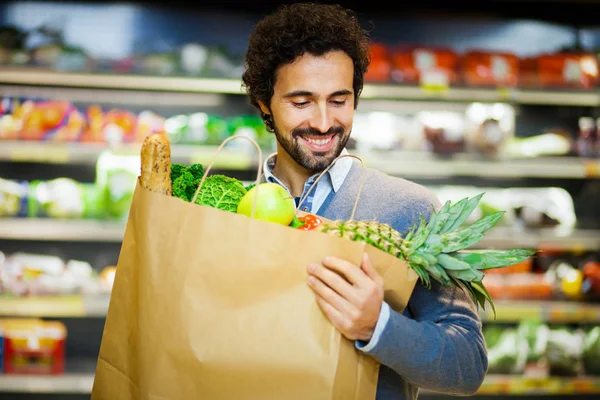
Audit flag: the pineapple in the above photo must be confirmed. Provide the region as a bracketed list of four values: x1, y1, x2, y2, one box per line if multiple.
[317, 193, 535, 317]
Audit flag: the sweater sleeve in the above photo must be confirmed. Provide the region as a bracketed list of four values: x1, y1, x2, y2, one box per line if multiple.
[357, 281, 488, 396]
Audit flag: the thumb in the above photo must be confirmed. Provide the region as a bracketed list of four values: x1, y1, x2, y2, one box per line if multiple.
[361, 252, 382, 284]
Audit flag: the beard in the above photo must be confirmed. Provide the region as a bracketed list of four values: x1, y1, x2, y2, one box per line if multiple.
[273, 124, 350, 173]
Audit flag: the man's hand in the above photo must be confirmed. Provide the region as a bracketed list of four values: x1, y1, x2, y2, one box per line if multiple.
[307, 253, 384, 342]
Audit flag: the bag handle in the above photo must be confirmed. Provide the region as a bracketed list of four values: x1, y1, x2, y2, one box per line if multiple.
[191, 135, 263, 219]
[296, 154, 366, 221]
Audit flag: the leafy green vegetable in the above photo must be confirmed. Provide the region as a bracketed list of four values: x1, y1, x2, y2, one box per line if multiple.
[245, 183, 256, 191]
[194, 174, 247, 212]
[171, 163, 187, 183]
[171, 163, 205, 202]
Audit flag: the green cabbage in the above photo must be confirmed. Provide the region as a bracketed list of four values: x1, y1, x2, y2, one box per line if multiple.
[194, 174, 247, 212]
[171, 163, 205, 202]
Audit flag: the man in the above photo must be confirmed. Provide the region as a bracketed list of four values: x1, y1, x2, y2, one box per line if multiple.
[241, 3, 488, 399]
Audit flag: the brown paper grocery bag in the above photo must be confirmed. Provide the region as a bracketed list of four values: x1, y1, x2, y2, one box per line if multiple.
[91, 136, 419, 400]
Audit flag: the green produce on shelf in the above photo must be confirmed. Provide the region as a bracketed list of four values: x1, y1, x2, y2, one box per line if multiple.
[583, 326, 600, 375]
[517, 320, 549, 363]
[0, 177, 27, 217]
[28, 178, 86, 219]
[96, 152, 138, 220]
[164, 112, 230, 145]
[546, 326, 585, 376]
[485, 327, 529, 374]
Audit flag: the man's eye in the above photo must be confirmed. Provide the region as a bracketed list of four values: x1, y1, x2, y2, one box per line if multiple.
[332, 100, 346, 106]
[293, 101, 309, 107]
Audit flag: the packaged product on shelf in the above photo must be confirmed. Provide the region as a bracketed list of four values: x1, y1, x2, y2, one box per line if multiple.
[518, 321, 551, 367]
[227, 115, 274, 150]
[19, 100, 84, 141]
[418, 111, 466, 155]
[464, 103, 515, 157]
[164, 112, 229, 145]
[520, 52, 599, 89]
[484, 325, 529, 374]
[2, 318, 66, 375]
[461, 50, 520, 87]
[27, 178, 86, 219]
[0, 319, 3, 373]
[583, 326, 600, 375]
[0, 252, 105, 296]
[390, 46, 460, 87]
[0, 177, 29, 217]
[545, 326, 585, 376]
[575, 117, 597, 158]
[364, 42, 392, 82]
[96, 152, 138, 220]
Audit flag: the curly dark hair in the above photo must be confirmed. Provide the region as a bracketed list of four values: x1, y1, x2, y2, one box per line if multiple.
[241, 2, 371, 132]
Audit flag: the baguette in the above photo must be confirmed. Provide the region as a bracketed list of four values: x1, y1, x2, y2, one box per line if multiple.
[140, 132, 172, 195]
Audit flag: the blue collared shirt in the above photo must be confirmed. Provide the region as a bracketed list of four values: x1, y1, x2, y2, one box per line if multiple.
[262, 149, 353, 213]
[262, 150, 390, 351]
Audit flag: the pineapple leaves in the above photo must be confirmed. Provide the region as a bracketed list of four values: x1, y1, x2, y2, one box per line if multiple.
[317, 192, 533, 323]
[469, 281, 497, 319]
[441, 192, 484, 233]
[453, 249, 536, 270]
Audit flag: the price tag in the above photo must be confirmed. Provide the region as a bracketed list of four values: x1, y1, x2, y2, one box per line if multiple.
[513, 377, 558, 394]
[571, 378, 600, 393]
[492, 303, 542, 322]
[0, 295, 85, 317]
[549, 304, 587, 322]
[11, 147, 70, 164]
[583, 160, 599, 178]
[190, 150, 253, 171]
[419, 69, 450, 95]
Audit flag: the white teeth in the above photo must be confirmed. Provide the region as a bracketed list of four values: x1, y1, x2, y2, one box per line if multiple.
[305, 137, 332, 146]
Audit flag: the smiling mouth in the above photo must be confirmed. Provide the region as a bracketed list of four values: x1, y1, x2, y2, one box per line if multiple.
[302, 135, 334, 146]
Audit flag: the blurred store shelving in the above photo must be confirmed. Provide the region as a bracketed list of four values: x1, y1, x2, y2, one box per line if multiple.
[1, 0, 600, 398]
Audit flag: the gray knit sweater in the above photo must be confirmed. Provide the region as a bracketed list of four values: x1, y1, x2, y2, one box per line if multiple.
[317, 160, 488, 400]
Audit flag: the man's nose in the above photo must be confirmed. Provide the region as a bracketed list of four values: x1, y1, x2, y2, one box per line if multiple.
[309, 105, 334, 133]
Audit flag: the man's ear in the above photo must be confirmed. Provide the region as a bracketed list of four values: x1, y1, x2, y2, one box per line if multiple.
[258, 101, 270, 116]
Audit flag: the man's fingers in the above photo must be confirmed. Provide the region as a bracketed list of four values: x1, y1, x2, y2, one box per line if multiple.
[360, 253, 383, 285]
[307, 275, 354, 315]
[321, 256, 365, 286]
[314, 295, 347, 331]
[308, 263, 360, 303]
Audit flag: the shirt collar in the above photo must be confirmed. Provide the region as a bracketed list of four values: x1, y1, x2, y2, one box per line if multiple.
[263, 148, 352, 193]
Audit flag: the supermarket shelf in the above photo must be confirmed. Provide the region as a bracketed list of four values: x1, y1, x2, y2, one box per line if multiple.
[2, 141, 599, 179]
[0, 141, 258, 169]
[0, 68, 245, 94]
[1, 68, 600, 106]
[1, 372, 599, 395]
[0, 218, 125, 242]
[478, 227, 600, 252]
[2, 219, 600, 250]
[0, 374, 94, 394]
[361, 83, 600, 106]
[3, 294, 599, 324]
[480, 300, 600, 323]
[0, 358, 97, 394]
[475, 375, 600, 395]
[422, 375, 600, 396]
[0, 294, 110, 318]
[359, 150, 600, 179]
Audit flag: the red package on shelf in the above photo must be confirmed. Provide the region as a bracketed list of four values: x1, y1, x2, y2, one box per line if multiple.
[462, 50, 520, 87]
[390, 46, 460, 86]
[364, 42, 392, 82]
[521, 53, 599, 89]
[2, 319, 66, 375]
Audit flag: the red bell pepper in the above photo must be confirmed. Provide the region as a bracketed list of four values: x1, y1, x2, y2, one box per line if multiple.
[289, 214, 323, 231]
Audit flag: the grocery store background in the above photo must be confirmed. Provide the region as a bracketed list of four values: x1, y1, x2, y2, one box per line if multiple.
[1, 0, 600, 398]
